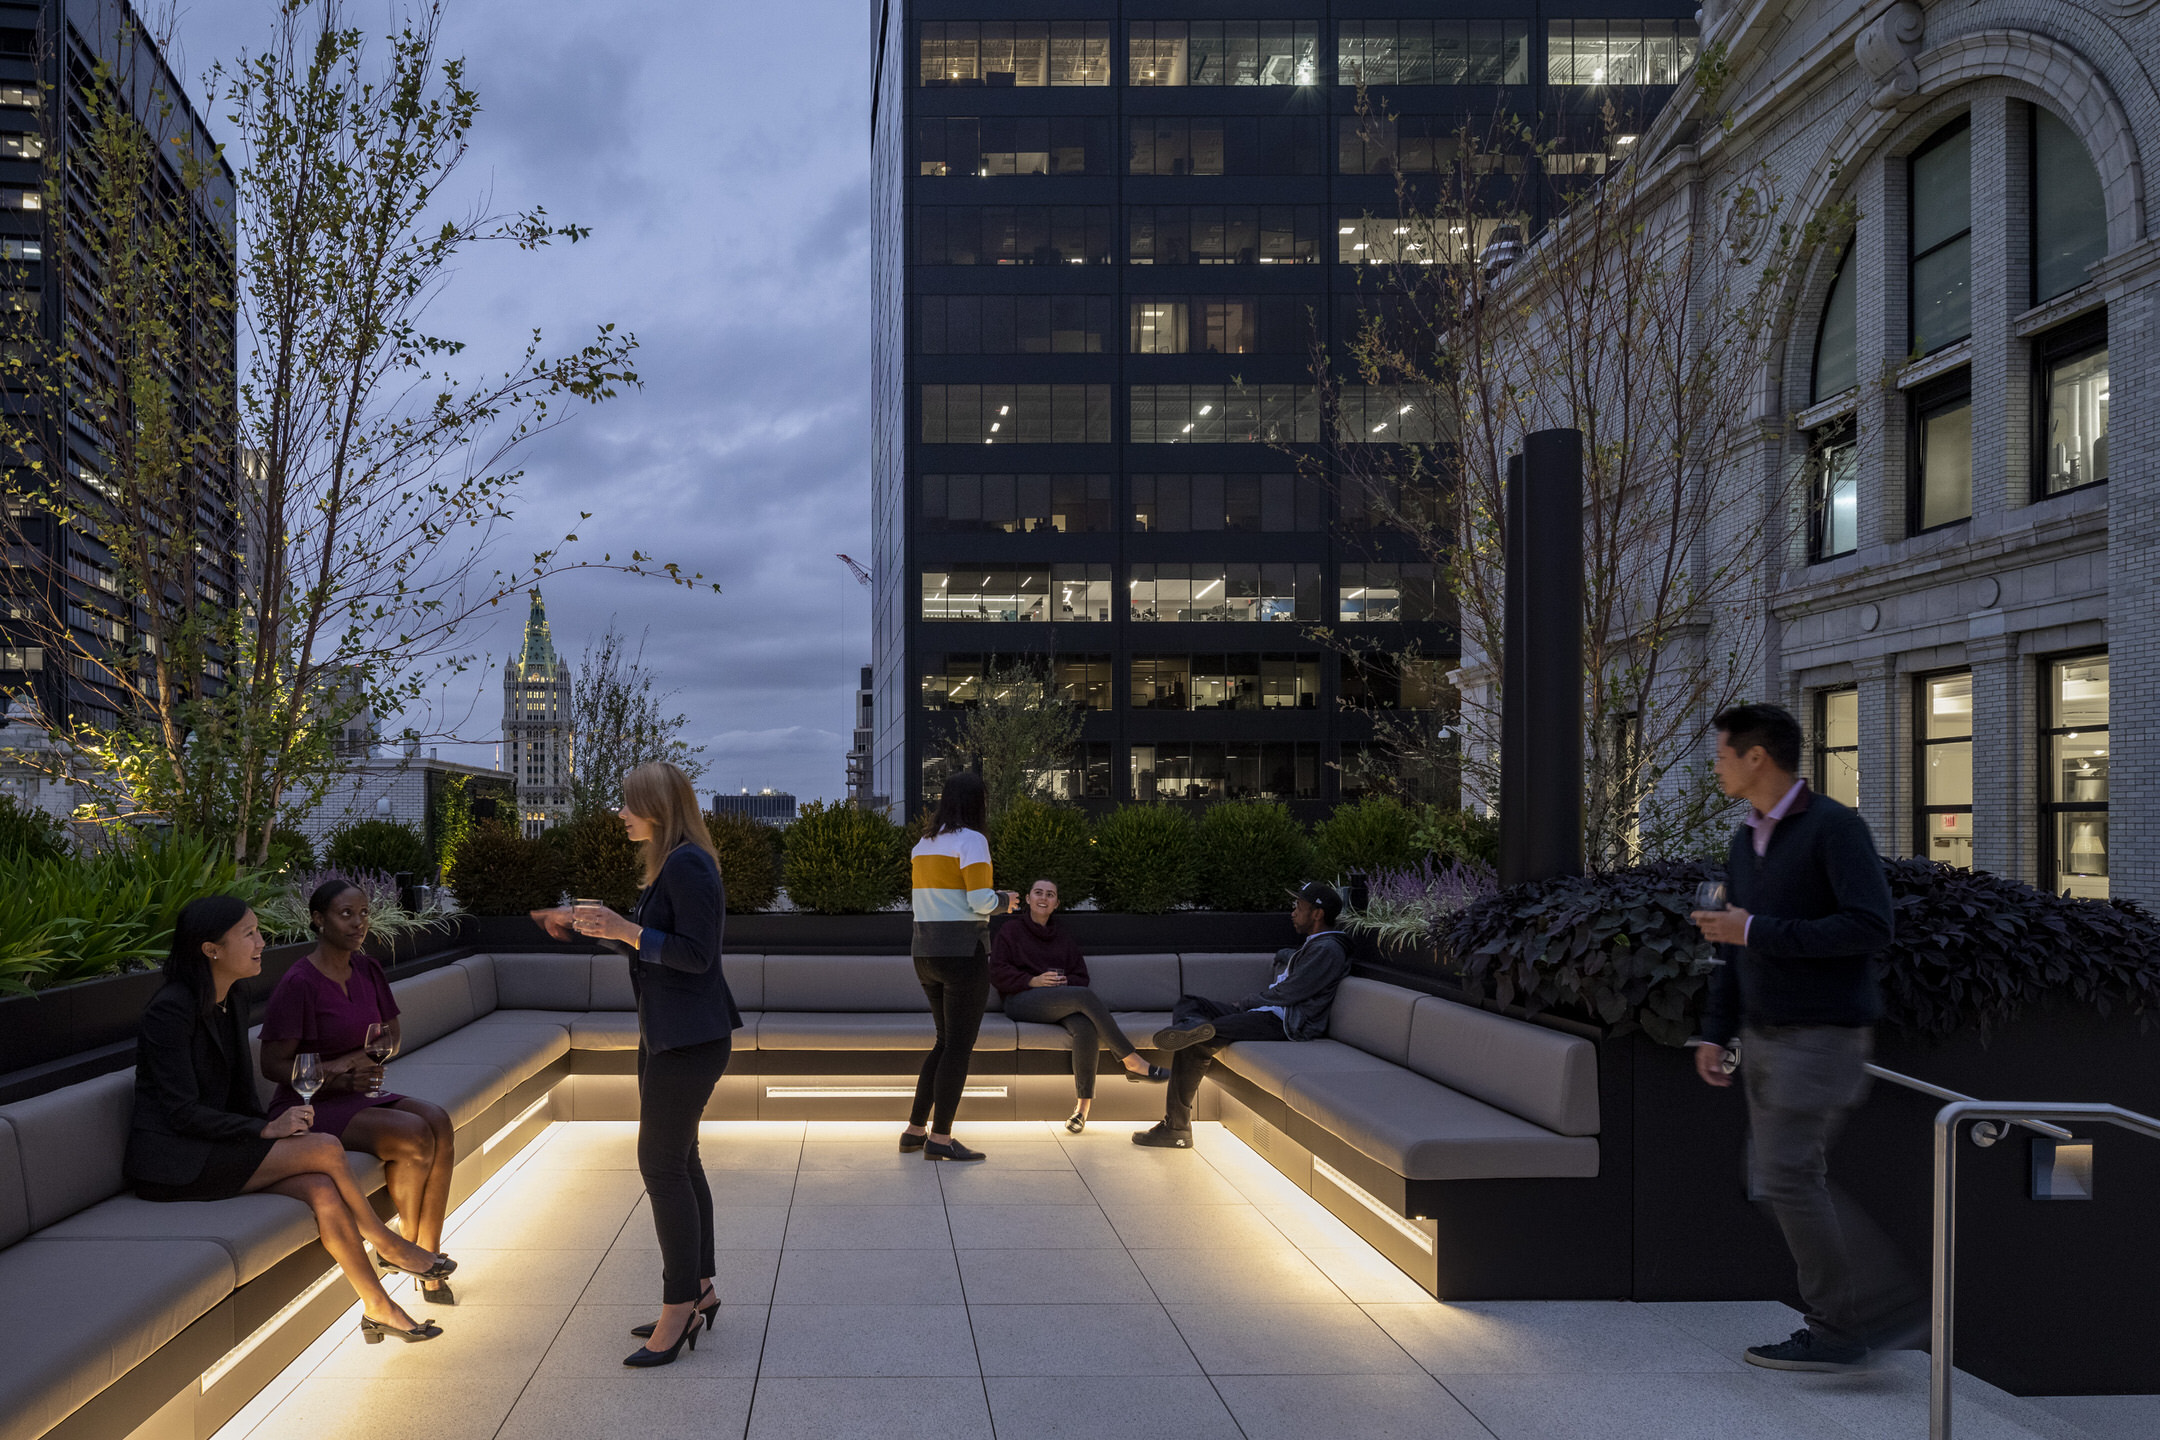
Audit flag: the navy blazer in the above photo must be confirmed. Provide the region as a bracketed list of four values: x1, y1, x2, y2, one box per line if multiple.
[125, 981, 268, 1186]
[605, 843, 742, 1052]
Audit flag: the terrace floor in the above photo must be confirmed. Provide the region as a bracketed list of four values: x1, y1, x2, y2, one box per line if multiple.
[210, 1120, 2154, 1440]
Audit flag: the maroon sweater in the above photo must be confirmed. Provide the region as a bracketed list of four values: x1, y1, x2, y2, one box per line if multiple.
[988, 916, 1091, 996]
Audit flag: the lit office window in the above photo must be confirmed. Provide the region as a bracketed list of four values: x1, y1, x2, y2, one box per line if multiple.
[2042, 654, 2108, 898]
[1133, 742, 1319, 800]
[1131, 654, 1321, 709]
[919, 474, 1114, 533]
[1340, 20, 1530, 85]
[1335, 386, 1445, 443]
[1809, 421, 1857, 561]
[920, 566, 1113, 622]
[1917, 671, 1973, 869]
[1128, 21, 1320, 86]
[1812, 246, 1857, 402]
[1815, 687, 1859, 808]
[1912, 372, 1972, 531]
[914, 206, 1114, 265]
[1127, 296, 1315, 355]
[0, 131, 40, 159]
[1544, 20, 1698, 85]
[1126, 205, 1321, 264]
[1130, 474, 1321, 532]
[919, 384, 1113, 444]
[922, 654, 1113, 710]
[919, 21, 1112, 86]
[1340, 654, 1449, 709]
[2037, 319, 2108, 496]
[2032, 108, 2107, 304]
[1129, 385, 1321, 444]
[1909, 117, 1972, 352]
[1128, 116, 1322, 176]
[1128, 563, 1322, 622]
[918, 294, 1113, 354]
[1338, 563, 1441, 621]
[1337, 215, 1505, 265]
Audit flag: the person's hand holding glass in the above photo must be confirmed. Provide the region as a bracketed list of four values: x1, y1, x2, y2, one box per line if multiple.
[1689, 877, 1749, 948]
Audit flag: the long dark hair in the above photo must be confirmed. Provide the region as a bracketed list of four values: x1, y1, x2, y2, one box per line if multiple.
[164, 895, 254, 1015]
[925, 770, 988, 839]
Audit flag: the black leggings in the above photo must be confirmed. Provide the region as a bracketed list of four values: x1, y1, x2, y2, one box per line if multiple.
[637, 1035, 732, 1304]
[911, 947, 989, 1132]
[1003, 985, 1138, 1100]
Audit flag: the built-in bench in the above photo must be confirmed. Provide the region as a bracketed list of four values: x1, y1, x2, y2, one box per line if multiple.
[0, 950, 1615, 1440]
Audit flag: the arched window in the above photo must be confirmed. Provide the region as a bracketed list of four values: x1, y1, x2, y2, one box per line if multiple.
[1811, 244, 1857, 402]
[1910, 117, 1971, 352]
[2033, 109, 2107, 303]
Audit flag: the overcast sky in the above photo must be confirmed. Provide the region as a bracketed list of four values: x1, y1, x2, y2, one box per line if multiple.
[172, 0, 873, 803]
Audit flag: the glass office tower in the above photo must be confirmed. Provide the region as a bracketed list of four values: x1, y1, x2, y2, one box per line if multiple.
[870, 4, 1697, 819]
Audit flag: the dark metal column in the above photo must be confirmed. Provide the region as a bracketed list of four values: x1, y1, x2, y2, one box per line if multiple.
[1499, 429, 1583, 885]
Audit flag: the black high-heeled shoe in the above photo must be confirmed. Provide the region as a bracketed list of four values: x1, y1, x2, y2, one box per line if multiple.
[360, 1314, 444, 1344]
[923, 1136, 986, 1162]
[631, 1286, 717, 1338]
[623, 1307, 701, 1368]
[1125, 1063, 1171, 1083]
[418, 1278, 457, 1306]
[375, 1248, 457, 1283]
[1065, 1106, 1088, 1134]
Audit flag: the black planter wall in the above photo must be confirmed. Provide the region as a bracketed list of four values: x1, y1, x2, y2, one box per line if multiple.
[466, 909, 1300, 956]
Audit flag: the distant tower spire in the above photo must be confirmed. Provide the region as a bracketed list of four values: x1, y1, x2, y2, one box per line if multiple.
[503, 587, 574, 835]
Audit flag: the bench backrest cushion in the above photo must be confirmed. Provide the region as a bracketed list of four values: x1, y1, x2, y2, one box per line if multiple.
[763, 956, 928, 1012]
[1177, 952, 1280, 1003]
[489, 955, 592, 1012]
[589, 955, 635, 1011]
[2, 1070, 133, 1230]
[0, 1118, 27, 1247]
[1079, 954, 1180, 1010]
[389, 967, 480, 1050]
[1406, 996, 1600, 1136]
[722, 955, 763, 1011]
[1326, 977, 1419, 1065]
[455, 955, 499, 1014]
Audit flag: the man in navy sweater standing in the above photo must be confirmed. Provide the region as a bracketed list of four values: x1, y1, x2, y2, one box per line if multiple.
[1691, 703, 1918, 1372]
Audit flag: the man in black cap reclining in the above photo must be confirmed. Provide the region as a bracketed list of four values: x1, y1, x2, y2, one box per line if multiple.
[1133, 881, 1352, 1149]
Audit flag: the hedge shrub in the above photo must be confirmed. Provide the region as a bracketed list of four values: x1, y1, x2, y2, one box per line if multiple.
[1191, 801, 1311, 911]
[707, 811, 781, 913]
[1091, 804, 1196, 914]
[326, 819, 432, 879]
[0, 796, 69, 864]
[447, 822, 568, 915]
[990, 798, 1094, 905]
[1312, 795, 1420, 879]
[1415, 805, 1500, 866]
[558, 809, 642, 912]
[784, 801, 910, 914]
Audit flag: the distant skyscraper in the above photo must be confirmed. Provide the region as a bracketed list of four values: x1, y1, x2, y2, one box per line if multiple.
[502, 590, 573, 835]
[846, 664, 877, 809]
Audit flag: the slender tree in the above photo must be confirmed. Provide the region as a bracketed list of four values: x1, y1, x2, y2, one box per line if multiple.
[569, 619, 707, 817]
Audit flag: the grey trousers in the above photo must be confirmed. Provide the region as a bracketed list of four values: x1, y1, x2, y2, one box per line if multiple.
[1741, 1024, 1920, 1347]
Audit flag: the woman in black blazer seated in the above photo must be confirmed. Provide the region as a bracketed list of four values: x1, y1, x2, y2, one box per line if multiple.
[534, 761, 739, 1369]
[126, 896, 450, 1344]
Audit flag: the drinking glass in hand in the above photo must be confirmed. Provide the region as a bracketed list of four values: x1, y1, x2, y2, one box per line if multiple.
[291, 1052, 323, 1129]
[363, 1023, 397, 1098]
[1694, 881, 1729, 913]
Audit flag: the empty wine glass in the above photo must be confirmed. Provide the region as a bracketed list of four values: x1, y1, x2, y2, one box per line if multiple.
[291, 1052, 323, 1128]
[1694, 880, 1729, 913]
[363, 1023, 397, 1098]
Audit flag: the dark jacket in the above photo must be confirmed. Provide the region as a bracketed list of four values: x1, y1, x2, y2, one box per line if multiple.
[1242, 930, 1352, 1041]
[989, 916, 1090, 996]
[125, 981, 267, 1187]
[606, 842, 743, 1053]
[1701, 785, 1894, 1047]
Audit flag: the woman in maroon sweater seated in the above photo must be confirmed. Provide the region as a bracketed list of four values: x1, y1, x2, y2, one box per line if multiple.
[992, 878, 1167, 1132]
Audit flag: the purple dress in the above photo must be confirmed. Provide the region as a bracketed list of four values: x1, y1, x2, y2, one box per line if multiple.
[261, 953, 406, 1139]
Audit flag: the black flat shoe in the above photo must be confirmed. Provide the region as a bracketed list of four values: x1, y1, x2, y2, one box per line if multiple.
[923, 1137, 986, 1162]
[899, 1130, 927, 1153]
[375, 1249, 457, 1283]
[1151, 1022, 1216, 1052]
[1125, 1063, 1171, 1082]
[623, 1310, 700, 1368]
[631, 1290, 717, 1338]
[360, 1315, 444, 1344]
[1065, 1107, 1087, 1134]
[1132, 1121, 1193, 1149]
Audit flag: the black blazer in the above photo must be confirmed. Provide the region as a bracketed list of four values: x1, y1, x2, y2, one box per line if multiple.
[125, 980, 268, 1186]
[605, 843, 742, 1053]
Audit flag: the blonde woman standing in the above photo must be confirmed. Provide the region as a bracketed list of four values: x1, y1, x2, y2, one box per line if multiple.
[535, 762, 740, 1367]
[902, 771, 1017, 1162]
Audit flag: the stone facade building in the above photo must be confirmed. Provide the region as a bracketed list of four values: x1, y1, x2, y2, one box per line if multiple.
[1529, 0, 2156, 903]
[502, 590, 573, 836]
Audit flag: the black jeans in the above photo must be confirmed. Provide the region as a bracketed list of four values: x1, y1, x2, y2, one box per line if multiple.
[637, 1034, 732, 1304]
[1164, 994, 1287, 1126]
[1003, 985, 1138, 1100]
[911, 947, 990, 1133]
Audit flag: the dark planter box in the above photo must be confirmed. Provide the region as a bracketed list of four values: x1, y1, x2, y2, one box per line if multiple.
[1628, 1008, 2160, 1395]
[468, 909, 1303, 956]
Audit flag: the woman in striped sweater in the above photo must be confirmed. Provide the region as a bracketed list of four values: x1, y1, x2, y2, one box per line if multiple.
[903, 771, 1017, 1162]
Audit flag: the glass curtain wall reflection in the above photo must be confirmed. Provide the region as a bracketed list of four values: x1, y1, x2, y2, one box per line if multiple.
[1917, 671, 1974, 869]
[2043, 653, 2108, 898]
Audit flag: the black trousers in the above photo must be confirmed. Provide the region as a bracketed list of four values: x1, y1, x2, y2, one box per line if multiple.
[1164, 994, 1287, 1126]
[637, 1034, 732, 1304]
[1002, 985, 1139, 1100]
[911, 947, 989, 1132]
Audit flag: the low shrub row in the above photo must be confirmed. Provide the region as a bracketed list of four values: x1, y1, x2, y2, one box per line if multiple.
[447, 809, 784, 917]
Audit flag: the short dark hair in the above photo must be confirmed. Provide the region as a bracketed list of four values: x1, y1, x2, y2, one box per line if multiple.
[1713, 703, 1803, 774]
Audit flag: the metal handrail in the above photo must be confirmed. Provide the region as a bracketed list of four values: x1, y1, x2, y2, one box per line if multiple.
[1864, 1063, 2074, 1142]
[1929, 1099, 2160, 1440]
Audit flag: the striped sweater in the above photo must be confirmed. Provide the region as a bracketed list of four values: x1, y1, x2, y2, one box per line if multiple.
[910, 827, 1000, 956]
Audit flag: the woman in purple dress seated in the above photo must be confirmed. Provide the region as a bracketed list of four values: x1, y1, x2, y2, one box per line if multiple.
[258, 879, 460, 1304]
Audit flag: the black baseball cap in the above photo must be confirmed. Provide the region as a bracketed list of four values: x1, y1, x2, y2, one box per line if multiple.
[1288, 881, 1343, 920]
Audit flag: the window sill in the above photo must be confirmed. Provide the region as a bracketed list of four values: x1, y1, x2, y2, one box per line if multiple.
[1796, 390, 1857, 431]
[2014, 286, 2105, 338]
[1897, 341, 1971, 391]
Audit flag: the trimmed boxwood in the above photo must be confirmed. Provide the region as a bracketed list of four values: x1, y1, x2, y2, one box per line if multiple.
[325, 819, 432, 879]
[1191, 800, 1311, 912]
[707, 811, 781, 914]
[558, 809, 642, 912]
[784, 801, 910, 914]
[446, 822, 568, 916]
[990, 798, 1094, 905]
[1091, 804, 1196, 914]
[1312, 795, 1421, 879]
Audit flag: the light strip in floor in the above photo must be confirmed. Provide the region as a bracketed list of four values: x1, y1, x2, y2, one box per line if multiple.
[763, 1084, 1010, 1099]
[1312, 1156, 1436, 1255]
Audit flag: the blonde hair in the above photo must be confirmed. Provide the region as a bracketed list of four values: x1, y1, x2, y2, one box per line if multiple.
[620, 762, 719, 886]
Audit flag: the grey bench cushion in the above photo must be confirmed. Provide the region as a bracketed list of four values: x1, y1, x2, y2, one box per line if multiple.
[0, 1237, 234, 1440]
[377, 1061, 509, 1131]
[1077, 954, 1180, 1010]
[451, 955, 498, 1014]
[2, 1071, 132, 1232]
[40, 1193, 316, 1286]
[721, 955, 764, 1011]
[1286, 1069, 1601, 1181]
[762, 956, 930, 1012]
[409, 1024, 569, 1090]
[755, 1013, 1018, 1050]
[1327, 977, 1419, 1064]
[589, 955, 635, 1011]
[1177, 952, 1280, 1003]
[1215, 1037, 1399, 1096]
[467, 1009, 577, 1030]
[1408, 997, 1600, 1136]
[388, 966, 479, 1050]
[0, 1118, 27, 1248]
[571, 1012, 640, 1050]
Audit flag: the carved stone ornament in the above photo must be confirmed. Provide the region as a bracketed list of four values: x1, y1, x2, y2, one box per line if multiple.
[1854, 1, 1926, 111]
[1723, 174, 1778, 262]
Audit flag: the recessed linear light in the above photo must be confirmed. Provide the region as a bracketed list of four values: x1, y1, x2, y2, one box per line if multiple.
[1312, 1156, 1435, 1254]
[765, 1085, 1010, 1099]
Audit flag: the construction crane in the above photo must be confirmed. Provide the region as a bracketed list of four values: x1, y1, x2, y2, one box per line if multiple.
[835, 554, 872, 589]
